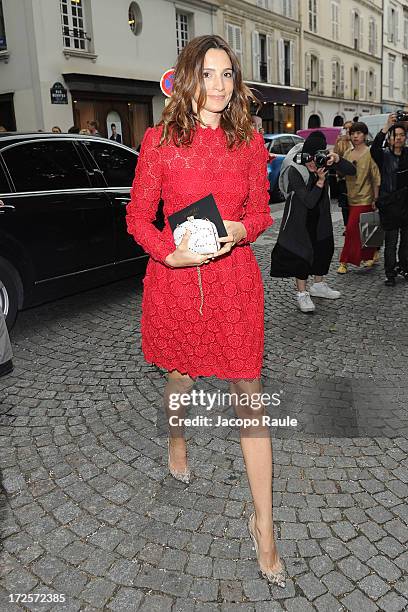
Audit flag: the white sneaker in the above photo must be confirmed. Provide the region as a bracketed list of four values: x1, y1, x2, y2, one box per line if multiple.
[296, 291, 315, 313]
[310, 282, 341, 299]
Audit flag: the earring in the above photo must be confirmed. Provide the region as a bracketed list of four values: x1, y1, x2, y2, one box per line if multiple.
[226, 101, 231, 111]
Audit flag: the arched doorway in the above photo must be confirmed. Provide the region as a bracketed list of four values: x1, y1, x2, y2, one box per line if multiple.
[308, 114, 321, 128]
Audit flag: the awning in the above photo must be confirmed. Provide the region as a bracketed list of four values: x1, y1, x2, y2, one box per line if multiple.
[62, 73, 161, 97]
[246, 81, 308, 106]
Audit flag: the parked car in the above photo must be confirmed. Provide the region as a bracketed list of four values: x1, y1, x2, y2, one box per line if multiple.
[0, 132, 158, 329]
[264, 133, 304, 201]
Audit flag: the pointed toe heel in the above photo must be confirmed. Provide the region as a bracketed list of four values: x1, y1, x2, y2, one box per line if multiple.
[168, 438, 191, 483]
[248, 513, 286, 588]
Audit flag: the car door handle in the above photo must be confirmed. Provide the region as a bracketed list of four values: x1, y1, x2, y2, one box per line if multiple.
[0, 202, 15, 213]
[114, 197, 131, 206]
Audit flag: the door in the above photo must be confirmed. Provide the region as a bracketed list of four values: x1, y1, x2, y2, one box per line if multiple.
[82, 140, 144, 262]
[0, 139, 114, 281]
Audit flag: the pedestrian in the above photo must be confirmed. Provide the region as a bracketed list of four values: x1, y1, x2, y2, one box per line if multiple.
[109, 123, 122, 143]
[0, 310, 13, 378]
[51, 126, 62, 133]
[68, 126, 80, 134]
[87, 120, 100, 135]
[338, 122, 381, 274]
[370, 114, 408, 286]
[79, 128, 90, 135]
[270, 131, 356, 313]
[126, 34, 285, 587]
[0, 125, 7, 132]
[334, 120, 353, 227]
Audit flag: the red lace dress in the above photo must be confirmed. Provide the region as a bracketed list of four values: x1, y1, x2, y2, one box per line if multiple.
[126, 125, 273, 379]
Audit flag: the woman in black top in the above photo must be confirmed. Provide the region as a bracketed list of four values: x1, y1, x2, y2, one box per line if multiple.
[270, 131, 356, 312]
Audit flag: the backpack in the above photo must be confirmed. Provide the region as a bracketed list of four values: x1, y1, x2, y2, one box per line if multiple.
[278, 141, 310, 199]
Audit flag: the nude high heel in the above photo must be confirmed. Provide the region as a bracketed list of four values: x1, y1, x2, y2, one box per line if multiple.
[167, 438, 190, 483]
[248, 513, 286, 587]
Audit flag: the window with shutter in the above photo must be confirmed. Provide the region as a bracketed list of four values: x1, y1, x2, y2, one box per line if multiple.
[308, 0, 317, 33]
[404, 12, 408, 49]
[331, 60, 337, 97]
[403, 61, 408, 98]
[359, 70, 365, 101]
[319, 59, 324, 95]
[225, 23, 243, 65]
[266, 34, 273, 83]
[389, 55, 395, 98]
[359, 17, 363, 52]
[252, 31, 260, 81]
[305, 52, 311, 90]
[289, 41, 294, 86]
[277, 39, 285, 85]
[340, 64, 344, 96]
[331, 2, 339, 41]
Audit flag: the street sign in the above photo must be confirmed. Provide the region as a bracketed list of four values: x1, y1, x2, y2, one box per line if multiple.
[160, 69, 175, 97]
[50, 82, 68, 105]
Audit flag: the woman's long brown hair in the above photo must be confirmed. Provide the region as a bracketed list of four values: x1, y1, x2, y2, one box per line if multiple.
[159, 35, 260, 149]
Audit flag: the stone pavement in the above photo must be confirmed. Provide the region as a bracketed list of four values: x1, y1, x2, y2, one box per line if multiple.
[1, 210, 408, 611]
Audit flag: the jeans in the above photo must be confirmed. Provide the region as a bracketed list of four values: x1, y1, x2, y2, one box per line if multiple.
[384, 226, 408, 277]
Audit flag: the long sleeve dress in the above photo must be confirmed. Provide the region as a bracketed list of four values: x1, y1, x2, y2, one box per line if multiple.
[126, 124, 272, 380]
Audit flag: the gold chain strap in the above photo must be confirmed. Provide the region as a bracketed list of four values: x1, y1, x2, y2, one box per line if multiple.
[196, 266, 204, 316]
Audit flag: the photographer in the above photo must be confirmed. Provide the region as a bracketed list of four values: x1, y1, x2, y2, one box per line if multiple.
[370, 113, 408, 286]
[270, 131, 356, 313]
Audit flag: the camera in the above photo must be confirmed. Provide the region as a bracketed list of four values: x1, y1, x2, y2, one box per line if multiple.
[314, 150, 330, 168]
[396, 110, 408, 122]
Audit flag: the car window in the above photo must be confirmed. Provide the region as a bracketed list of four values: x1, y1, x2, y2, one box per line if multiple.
[292, 136, 304, 146]
[0, 162, 10, 193]
[268, 139, 282, 154]
[2, 140, 90, 192]
[85, 142, 137, 187]
[279, 136, 296, 155]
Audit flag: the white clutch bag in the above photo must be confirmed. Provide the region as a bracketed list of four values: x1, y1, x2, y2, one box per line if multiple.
[173, 216, 220, 254]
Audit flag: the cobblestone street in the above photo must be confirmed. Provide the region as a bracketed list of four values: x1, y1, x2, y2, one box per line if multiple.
[1, 212, 408, 611]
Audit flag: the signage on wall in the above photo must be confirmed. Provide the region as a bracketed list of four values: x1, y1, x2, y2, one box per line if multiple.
[50, 82, 68, 105]
[160, 69, 175, 97]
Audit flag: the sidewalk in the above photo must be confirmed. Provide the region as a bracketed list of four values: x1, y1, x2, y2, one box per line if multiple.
[1, 215, 407, 611]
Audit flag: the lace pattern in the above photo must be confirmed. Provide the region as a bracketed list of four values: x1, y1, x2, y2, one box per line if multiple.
[126, 125, 273, 380]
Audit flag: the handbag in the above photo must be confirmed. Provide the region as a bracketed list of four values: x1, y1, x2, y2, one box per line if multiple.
[173, 216, 220, 254]
[359, 211, 385, 248]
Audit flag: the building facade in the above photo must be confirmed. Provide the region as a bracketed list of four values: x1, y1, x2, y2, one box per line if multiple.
[301, 0, 382, 128]
[215, 0, 308, 132]
[382, 0, 408, 113]
[0, 0, 217, 146]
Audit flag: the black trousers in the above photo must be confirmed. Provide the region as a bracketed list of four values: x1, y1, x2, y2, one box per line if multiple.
[384, 226, 408, 277]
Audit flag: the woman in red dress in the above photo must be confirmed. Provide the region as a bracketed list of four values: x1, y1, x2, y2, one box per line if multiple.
[126, 35, 285, 586]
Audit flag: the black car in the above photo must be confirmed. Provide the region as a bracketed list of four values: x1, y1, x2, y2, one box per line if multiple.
[0, 132, 152, 328]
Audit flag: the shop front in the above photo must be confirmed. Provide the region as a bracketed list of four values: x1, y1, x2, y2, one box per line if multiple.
[246, 82, 308, 134]
[63, 74, 162, 149]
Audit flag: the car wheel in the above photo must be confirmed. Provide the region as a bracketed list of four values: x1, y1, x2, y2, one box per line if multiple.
[0, 260, 20, 330]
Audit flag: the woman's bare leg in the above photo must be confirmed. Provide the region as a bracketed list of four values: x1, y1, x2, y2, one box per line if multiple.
[230, 379, 282, 573]
[296, 278, 307, 292]
[164, 370, 194, 473]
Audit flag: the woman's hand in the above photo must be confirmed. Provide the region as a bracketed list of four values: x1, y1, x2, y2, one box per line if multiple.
[371, 201, 377, 211]
[165, 230, 214, 268]
[327, 152, 340, 166]
[316, 168, 328, 188]
[217, 220, 247, 256]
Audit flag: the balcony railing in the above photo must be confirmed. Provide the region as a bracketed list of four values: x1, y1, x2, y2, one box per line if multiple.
[62, 27, 91, 51]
